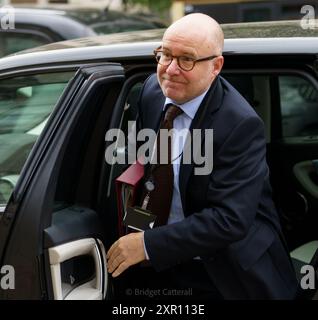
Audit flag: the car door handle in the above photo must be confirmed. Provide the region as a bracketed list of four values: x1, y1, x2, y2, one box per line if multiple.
[293, 160, 318, 199]
[48, 238, 107, 300]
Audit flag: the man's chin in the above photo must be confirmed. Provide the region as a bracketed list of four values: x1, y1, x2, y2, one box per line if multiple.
[163, 89, 185, 103]
[166, 95, 185, 104]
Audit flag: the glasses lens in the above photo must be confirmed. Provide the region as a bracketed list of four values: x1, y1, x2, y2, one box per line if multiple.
[155, 51, 171, 66]
[178, 56, 194, 71]
[154, 51, 195, 71]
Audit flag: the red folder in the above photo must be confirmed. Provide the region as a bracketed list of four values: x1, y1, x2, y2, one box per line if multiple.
[115, 159, 144, 236]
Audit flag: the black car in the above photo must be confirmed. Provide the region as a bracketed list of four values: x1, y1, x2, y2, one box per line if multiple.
[0, 6, 165, 58]
[0, 20, 318, 300]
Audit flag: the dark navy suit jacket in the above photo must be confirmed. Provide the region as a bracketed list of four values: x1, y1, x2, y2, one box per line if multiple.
[139, 74, 298, 299]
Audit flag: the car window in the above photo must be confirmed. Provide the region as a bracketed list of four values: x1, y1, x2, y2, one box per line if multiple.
[0, 71, 74, 207]
[224, 73, 318, 140]
[223, 74, 271, 143]
[279, 75, 318, 137]
[0, 32, 51, 57]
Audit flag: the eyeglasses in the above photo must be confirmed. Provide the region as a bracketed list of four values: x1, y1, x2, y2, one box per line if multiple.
[154, 48, 218, 71]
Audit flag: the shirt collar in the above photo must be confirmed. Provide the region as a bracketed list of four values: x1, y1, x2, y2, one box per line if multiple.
[164, 89, 209, 120]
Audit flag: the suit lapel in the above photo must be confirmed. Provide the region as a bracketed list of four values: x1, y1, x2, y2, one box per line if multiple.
[149, 99, 165, 132]
[179, 76, 224, 214]
[143, 77, 166, 132]
[141, 77, 165, 175]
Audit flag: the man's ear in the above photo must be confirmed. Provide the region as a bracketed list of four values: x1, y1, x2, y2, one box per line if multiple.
[213, 56, 224, 76]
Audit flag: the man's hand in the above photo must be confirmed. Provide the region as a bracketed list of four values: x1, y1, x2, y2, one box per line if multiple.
[106, 232, 146, 277]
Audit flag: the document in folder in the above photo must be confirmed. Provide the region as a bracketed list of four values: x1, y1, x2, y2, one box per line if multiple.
[115, 160, 144, 236]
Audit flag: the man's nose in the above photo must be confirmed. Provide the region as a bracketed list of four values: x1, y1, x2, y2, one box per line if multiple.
[166, 58, 181, 75]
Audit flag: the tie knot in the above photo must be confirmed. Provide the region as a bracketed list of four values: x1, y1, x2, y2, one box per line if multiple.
[164, 104, 183, 123]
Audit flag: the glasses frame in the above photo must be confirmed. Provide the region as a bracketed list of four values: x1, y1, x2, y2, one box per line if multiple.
[153, 47, 218, 71]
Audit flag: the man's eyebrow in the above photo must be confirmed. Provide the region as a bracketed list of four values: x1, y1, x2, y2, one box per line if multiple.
[161, 46, 195, 57]
[160, 46, 171, 52]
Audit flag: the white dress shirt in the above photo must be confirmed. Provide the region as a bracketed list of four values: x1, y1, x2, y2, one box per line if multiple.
[164, 91, 208, 224]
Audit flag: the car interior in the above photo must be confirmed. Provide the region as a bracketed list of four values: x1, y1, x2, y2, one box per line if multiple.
[224, 71, 318, 299]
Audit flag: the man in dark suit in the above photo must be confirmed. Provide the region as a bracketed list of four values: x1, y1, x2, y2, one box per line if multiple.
[106, 13, 298, 299]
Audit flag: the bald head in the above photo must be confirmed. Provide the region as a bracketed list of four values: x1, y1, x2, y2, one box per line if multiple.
[157, 13, 224, 104]
[163, 13, 224, 56]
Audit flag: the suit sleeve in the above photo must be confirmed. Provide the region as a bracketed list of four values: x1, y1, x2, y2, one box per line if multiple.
[144, 115, 268, 271]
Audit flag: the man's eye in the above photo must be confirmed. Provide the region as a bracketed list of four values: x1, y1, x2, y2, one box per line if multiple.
[162, 52, 171, 58]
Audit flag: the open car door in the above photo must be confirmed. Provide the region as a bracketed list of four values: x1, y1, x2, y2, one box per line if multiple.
[0, 63, 125, 299]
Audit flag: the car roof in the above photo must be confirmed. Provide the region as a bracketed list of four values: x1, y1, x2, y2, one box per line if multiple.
[0, 7, 97, 39]
[0, 20, 317, 74]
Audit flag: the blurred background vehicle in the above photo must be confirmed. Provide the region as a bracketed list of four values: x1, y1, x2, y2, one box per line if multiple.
[0, 6, 166, 57]
[0, 0, 316, 57]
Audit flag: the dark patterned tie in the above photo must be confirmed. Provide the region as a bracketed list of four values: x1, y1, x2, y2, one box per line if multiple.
[143, 104, 184, 226]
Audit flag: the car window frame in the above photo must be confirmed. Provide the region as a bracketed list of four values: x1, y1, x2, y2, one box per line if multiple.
[0, 63, 125, 299]
[103, 70, 154, 198]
